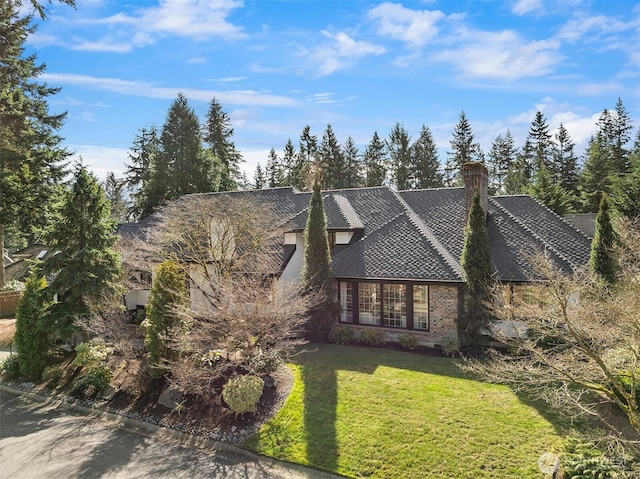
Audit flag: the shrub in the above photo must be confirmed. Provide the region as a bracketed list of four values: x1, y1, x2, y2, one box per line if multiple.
[222, 375, 265, 414]
[328, 324, 355, 345]
[248, 350, 282, 375]
[0, 354, 20, 378]
[74, 339, 113, 367]
[439, 332, 460, 356]
[397, 333, 419, 350]
[1, 279, 24, 291]
[72, 363, 113, 398]
[359, 328, 385, 347]
[561, 439, 623, 479]
[42, 365, 63, 385]
[14, 274, 52, 379]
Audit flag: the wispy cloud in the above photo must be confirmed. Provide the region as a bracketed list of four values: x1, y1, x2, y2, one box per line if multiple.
[368, 2, 445, 48]
[312, 31, 386, 75]
[40, 73, 299, 107]
[432, 30, 563, 81]
[511, 0, 544, 16]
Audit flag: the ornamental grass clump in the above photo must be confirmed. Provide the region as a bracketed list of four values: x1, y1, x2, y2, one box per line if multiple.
[222, 375, 264, 414]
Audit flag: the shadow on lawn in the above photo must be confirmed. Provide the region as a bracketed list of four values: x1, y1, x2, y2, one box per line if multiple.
[298, 342, 470, 471]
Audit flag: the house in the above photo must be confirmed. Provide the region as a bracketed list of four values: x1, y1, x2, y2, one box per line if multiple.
[120, 162, 592, 347]
[4, 244, 54, 284]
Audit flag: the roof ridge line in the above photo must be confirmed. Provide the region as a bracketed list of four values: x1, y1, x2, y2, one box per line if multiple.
[392, 191, 464, 280]
[332, 193, 365, 229]
[489, 197, 576, 269]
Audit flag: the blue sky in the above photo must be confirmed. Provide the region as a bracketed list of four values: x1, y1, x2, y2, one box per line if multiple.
[28, 0, 640, 181]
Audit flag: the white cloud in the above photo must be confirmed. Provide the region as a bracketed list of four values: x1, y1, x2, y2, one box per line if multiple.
[432, 30, 563, 81]
[69, 145, 131, 181]
[312, 31, 386, 76]
[511, 0, 544, 16]
[368, 2, 445, 48]
[40, 73, 299, 107]
[557, 14, 636, 43]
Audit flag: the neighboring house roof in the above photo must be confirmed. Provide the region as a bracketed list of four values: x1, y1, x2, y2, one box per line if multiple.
[563, 213, 596, 238]
[123, 176, 592, 284]
[5, 244, 54, 282]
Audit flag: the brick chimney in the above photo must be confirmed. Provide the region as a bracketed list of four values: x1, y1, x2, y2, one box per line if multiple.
[462, 162, 489, 220]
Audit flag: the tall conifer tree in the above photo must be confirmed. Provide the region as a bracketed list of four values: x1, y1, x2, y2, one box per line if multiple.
[589, 193, 618, 285]
[411, 125, 443, 189]
[387, 122, 412, 190]
[363, 131, 387, 187]
[203, 97, 242, 191]
[460, 189, 494, 347]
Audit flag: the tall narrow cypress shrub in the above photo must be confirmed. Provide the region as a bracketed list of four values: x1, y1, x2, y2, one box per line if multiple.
[460, 189, 495, 347]
[589, 193, 618, 284]
[301, 179, 337, 341]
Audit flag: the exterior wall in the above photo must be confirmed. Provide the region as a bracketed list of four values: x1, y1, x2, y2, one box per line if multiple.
[279, 232, 305, 285]
[124, 289, 150, 311]
[335, 231, 353, 245]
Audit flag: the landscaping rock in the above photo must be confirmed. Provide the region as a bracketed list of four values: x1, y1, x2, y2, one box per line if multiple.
[101, 385, 118, 401]
[158, 386, 183, 409]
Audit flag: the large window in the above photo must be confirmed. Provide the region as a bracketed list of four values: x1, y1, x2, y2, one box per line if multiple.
[339, 282, 353, 323]
[413, 285, 429, 330]
[383, 284, 406, 327]
[358, 283, 380, 325]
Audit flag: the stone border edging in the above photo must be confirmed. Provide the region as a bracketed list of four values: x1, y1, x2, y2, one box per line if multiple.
[0, 383, 343, 479]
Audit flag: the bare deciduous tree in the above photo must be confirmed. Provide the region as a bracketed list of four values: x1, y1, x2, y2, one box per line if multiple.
[464, 219, 640, 451]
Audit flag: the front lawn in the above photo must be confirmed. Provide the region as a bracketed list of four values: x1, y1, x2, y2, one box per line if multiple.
[244, 343, 565, 479]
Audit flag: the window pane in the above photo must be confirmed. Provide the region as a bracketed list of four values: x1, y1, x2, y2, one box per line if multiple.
[358, 283, 380, 325]
[413, 285, 429, 330]
[339, 282, 353, 323]
[383, 284, 406, 328]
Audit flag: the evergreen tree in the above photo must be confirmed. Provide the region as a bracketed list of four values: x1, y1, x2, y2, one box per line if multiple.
[14, 273, 52, 379]
[504, 139, 534, 194]
[103, 171, 128, 223]
[589, 193, 618, 284]
[253, 162, 266, 189]
[598, 99, 633, 175]
[141, 260, 186, 374]
[553, 123, 579, 194]
[203, 97, 242, 191]
[295, 125, 317, 190]
[487, 130, 517, 194]
[611, 128, 640, 219]
[125, 125, 160, 220]
[266, 147, 284, 187]
[43, 163, 121, 340]
[387, 122, 412, 190]
[411, 125, 443, 188]
[528, 163, 572, 215]
[301, 179, 337, 341]
[160, 93, 212, 198]
[318, 124, 344, 189]
[580, 132, 611, 212]
[0, 1, 69, 286]
[342, 136, 362, 188]
[460, 189, 494, 347]
[282, 138, 296, 186]
[363, 131, 387, 187]
[526, 111, 554, 174]
[446, 111, 481, 186]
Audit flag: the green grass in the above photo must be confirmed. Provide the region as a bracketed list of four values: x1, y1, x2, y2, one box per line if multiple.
[244, 343, 566, 479]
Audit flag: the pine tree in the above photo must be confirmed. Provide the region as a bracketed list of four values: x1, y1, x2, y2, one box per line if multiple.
[580, 132, 611, 212]
[253, 162, 266, 189]
[598, 99, 633, 175]
[487, 131, 517, 193]
[125, 125, 160, 220]
[141, 260, 186, 373]
[203, 97, 242, 191]
[103, 172, 128, 223]
[342, 136, 362, 188]
[528, 163, 571, 215]
[0, 1, 69, 286]
[553, 123, 579, 193]
[446, 112, 481, 186]
[460, 189, 494, 347]
[363, 131, 387, 187]
[526, 111, 554, 174]
[282, 138, 296, 186]
[14, 273, 52, 379]
[301, 179, 337, 340]
[43, 163, 121, 339]
[411, 125, 443, 188]
[318, 124, 344, 189]
[504, 139, 534, 194]
[387, 122, 412, 190]
[295, 125, 317, 190]
[589, 193, 618, 284]
[266, 147, 284, 187]
[611, 128, 640, 218]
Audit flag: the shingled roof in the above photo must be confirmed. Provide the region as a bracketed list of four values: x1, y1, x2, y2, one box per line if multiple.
[123, 181, 592, 284]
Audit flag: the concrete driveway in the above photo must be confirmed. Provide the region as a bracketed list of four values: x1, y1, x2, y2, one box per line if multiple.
[0, 387, 341, 479]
